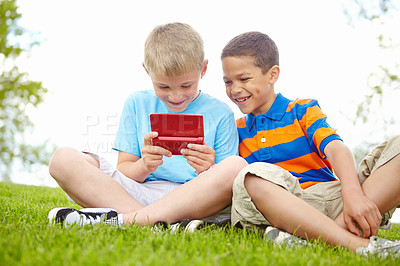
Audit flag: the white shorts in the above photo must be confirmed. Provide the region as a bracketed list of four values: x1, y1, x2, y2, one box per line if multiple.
[66, 152, 181, 206]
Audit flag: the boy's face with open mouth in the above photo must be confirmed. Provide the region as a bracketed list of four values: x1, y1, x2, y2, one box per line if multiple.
[222, 56, 276, 116]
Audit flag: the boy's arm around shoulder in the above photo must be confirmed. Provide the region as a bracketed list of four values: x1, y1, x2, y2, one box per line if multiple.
[324, 140, 381, 237]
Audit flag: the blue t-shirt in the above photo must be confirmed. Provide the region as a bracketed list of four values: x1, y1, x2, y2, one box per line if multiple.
[113, 90, 238, 183]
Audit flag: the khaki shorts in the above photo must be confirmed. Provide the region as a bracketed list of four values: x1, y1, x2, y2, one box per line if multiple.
[232, 135, 400, 229]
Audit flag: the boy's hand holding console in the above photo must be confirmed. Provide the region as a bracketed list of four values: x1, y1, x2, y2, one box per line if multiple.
[142, 113, 215, 174]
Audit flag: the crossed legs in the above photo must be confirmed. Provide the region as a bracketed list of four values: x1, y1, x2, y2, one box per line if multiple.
[244, 175, 369, 251]
[49, 146, 248, 226]
[335, 153, 400, 228]
[49, 147, 144, 213]
[243, 153, 400, 252]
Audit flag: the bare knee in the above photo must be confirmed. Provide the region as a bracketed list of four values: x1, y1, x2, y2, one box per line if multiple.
[227, 156, 248, 173]
[49, 147, 74, 178]
[49, 147, 96, 182]
[244, 173, 277, 201]
[216, 156, 248, 187]
[243, 173, 261, 195]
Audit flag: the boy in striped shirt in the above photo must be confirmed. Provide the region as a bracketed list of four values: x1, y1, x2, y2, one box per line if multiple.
[221, 31, 400, 256]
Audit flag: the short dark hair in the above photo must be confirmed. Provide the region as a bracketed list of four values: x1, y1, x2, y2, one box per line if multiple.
[221, 31, 279, 74]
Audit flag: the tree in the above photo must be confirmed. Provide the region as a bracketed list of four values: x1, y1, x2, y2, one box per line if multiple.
[343, 0, 396, 21]
[342, 0, 400, 163]
[0, 0, 51, 180]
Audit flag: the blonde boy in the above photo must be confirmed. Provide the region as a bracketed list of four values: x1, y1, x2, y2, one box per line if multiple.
[48, 23, 247, 227]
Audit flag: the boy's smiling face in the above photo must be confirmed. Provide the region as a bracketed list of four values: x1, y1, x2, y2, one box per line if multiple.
[146, 61, 207, 112]
[222, 56, 279, 116]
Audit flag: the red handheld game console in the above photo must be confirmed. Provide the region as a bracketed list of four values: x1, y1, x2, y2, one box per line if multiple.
[150, 113, 204, 155]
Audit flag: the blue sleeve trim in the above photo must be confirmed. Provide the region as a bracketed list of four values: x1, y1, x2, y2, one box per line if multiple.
[320, 134, 342, 158]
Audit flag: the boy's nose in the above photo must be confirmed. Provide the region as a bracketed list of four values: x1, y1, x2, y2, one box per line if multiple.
[169, 90, 183, 102]
[231, 82, 242, 94]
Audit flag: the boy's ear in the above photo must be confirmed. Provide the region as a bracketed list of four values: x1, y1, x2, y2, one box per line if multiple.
[269, 65, 280, 84]
[142, 62, 150, 75]
[200, 59, 208, 78]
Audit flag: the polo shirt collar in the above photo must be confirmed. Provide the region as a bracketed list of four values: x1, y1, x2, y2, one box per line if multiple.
[244, 93, 291, 131]
[265, 93, 291, 121]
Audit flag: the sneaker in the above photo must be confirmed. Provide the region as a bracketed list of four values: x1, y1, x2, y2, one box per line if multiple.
[48, 207, 120, 227]
[151, 221, 169, 232]
[379, 220, 393, 230]
[356, 236, 400, 258]
[264, 226, 308, 248]
[184, 220, 206, 233]
[152, 219, 206, 233]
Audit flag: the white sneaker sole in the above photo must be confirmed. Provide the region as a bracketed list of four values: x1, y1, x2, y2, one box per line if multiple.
[48, 207, 69, 224]
[185, 220, 205, 233]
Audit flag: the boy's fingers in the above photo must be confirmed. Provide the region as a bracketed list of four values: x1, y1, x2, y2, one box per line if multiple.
[359, 203, 381, 237]
[370, 209, 381, 236]
[374, 210, 382, 235]
[186, 158, 198, 169]
[143, 132, 172, 156]
[181, 148, 199, 157]
[149, 146, 171, 156]
[145, 154, 163, 164]
[143, 154, 164, 172]
[143, 132, 158, 146]
[152, 146, 172, 157]
[185, 157, 207, 175]
[142, 142, 172, 157]
[357, 217, 371, 238]
[186, 143, 204, 151]
[186, 143, 214, 154]
[346, 218, 361, 237]
[181, 148, 210, 161]
[183, 154, 202, 165]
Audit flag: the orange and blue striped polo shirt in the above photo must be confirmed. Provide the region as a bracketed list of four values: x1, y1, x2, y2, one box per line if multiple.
[237, 93, 341, 189]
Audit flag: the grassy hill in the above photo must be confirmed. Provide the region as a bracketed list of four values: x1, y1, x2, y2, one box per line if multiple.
[1, 181, 399, 265]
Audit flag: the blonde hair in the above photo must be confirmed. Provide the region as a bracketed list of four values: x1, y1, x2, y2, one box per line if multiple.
[144, 22, 204, 77]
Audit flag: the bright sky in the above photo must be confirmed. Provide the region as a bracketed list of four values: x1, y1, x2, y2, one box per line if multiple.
[12, 0, 399, 188]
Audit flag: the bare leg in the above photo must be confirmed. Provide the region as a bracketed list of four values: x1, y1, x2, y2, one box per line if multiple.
[123, 156, 248, 225]
[335, 154, 400, 229]
[244, 174, 369, 252]
[49, 147, 144, 213]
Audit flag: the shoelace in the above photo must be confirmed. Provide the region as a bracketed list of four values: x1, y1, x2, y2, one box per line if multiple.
[78, 212, 104, 225]
[373, 239, 400, 254]
[357, 237, 400, 258]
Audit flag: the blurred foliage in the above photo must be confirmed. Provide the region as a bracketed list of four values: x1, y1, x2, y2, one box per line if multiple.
[0, 0, 52, 180]
[342, 0, 399, 163]
[343, 0, 396, 22]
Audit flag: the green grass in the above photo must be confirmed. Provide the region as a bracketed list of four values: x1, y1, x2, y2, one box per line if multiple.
[1, 182, 399, 265]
